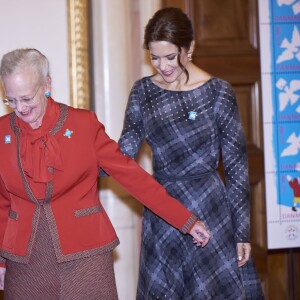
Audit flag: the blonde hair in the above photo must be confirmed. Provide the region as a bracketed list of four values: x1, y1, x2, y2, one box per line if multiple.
[0, 48, 50, 84]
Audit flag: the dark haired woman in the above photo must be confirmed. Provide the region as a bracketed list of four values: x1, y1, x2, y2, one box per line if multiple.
[119, 7, 264, 299]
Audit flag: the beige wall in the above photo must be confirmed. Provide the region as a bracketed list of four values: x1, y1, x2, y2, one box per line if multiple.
[91, 1, 160, 299]
[0, 0, 70, 111]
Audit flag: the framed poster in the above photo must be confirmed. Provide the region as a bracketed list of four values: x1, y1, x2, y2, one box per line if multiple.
[259, 0, 300, 249]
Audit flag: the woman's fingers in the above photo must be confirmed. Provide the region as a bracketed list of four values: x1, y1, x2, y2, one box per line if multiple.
[237, 243, 251, 267]
[189, 221, 210, 247]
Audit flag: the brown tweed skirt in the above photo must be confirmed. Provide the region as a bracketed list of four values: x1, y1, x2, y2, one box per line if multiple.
[4, 209, 118, 300]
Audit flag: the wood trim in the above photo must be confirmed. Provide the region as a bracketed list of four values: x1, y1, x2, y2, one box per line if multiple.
[67, 0, 90, 109]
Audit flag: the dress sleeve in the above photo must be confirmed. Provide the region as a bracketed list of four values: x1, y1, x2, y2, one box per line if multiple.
[214, 81, 250, 243]
[90, 112, 197, 234]
[118, 81, 145, 159]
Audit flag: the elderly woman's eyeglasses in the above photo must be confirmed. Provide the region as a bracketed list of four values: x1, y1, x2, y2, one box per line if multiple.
[2, 86, 41, 108]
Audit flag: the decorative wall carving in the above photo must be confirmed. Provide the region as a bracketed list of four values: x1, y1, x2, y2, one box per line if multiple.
[68, 0, 90, 109]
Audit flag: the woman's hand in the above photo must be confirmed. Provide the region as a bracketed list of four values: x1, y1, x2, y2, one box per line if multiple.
[189, 221, 210, 247]
[237, 242, 251, 267]
[0, 267, 6, 290]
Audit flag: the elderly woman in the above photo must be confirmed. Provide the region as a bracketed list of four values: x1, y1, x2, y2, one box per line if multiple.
[0, 48, 210, 300]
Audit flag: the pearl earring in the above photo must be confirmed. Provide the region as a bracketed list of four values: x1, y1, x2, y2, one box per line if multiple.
[188, 54, 192, 61]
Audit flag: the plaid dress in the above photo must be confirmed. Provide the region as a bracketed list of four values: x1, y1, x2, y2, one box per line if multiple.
[119, 76, 264, 300]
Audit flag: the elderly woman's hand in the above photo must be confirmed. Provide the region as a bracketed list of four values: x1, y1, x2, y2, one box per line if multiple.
[0, 267, 6, 290]
[237, 242, 251, 267]
[189, 220, 210, 247]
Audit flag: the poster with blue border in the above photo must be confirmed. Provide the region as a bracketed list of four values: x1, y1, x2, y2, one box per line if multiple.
[259, 0, 300, 249]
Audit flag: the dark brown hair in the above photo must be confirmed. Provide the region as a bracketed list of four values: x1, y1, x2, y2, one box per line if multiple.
[144, 7, 194, 82]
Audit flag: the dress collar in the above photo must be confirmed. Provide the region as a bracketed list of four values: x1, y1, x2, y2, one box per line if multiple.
[15, 98, 64, 183]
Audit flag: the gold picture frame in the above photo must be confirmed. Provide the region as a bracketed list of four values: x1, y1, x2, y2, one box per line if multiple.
[68, 0, 90, 109]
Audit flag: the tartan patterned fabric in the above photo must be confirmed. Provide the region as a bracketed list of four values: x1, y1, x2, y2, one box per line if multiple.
[119, 76, 264, 299]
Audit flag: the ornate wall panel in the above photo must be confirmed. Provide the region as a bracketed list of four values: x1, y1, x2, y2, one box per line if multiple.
[68, 0, 90, 109]
[193, 0, 257, 54]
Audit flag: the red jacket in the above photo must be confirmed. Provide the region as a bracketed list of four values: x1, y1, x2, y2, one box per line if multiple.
[0, 99, 197, 267]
